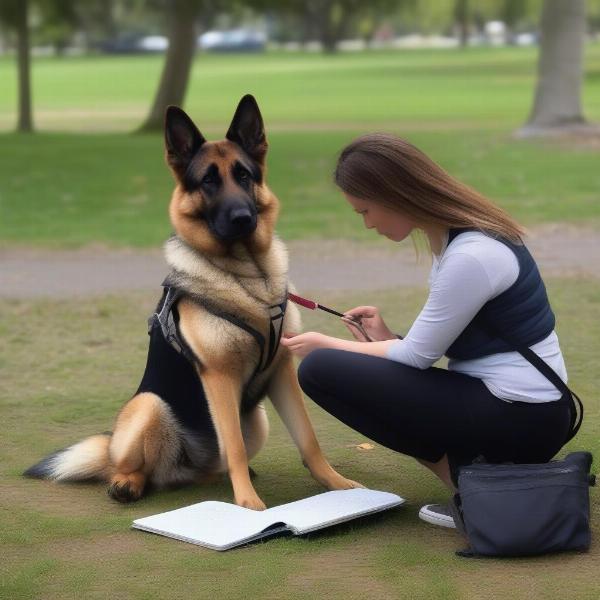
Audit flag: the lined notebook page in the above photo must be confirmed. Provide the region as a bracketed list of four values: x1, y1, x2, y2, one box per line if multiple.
[265, 489, 405, 533]
[132, 489, 405, 550]
[133, 501, 276, 549]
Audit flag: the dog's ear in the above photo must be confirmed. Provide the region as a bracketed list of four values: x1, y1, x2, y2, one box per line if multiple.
[226, 94, 267, 164]
[165, 106, 206, 175]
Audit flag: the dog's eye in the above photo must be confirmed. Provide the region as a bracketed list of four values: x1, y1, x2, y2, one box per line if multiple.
[201, 174, 215, 185]
[239, 170, 249, 182]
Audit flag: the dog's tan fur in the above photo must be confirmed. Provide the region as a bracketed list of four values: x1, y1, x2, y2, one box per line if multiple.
[24, 96, 363, 509]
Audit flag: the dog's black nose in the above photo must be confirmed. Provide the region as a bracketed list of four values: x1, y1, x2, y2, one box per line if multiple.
[210, 202, 257, 241]
[230, 207, 253, 226]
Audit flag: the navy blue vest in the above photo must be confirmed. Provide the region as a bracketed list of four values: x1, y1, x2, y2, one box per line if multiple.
[445, 228, 555, 360]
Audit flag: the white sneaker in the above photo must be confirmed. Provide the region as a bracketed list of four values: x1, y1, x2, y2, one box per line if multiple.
[418, 503, 456, 529]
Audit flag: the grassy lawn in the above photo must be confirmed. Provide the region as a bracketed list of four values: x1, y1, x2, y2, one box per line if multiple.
[1, 46, 600, 130]
[1, 129, 599, 247]
[1, 45, 599, 600]
[1, 46, 600, 247]
[1, 280, 598, 600]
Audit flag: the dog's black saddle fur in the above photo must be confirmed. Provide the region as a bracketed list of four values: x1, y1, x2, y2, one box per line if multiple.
[135, 282, 287, 434]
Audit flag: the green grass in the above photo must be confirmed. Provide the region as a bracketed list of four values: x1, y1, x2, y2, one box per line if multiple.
[1, 46, 599, 600]
[1, 46, 600, 130]
[1, 46, 600, 247]
[1, 281, 598, 600]
[1, 129, 599, 247]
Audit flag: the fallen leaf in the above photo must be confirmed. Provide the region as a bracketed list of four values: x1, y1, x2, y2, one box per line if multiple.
[356, 443, 375, 451]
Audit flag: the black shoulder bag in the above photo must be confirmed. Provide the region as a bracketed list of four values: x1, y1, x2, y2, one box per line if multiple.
[450, 327, 595, 558]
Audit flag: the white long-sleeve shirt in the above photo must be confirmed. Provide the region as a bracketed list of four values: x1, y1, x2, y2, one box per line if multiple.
[385, 230, 567, 403]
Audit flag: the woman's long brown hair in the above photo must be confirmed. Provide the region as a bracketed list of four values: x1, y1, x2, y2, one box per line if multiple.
[334, 133, 525, 245]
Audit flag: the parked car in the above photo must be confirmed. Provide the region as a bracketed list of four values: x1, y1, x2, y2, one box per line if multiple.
[98, 34, 168, 54]
[138, 35, 168, 53]
[198, 29, 266, 52]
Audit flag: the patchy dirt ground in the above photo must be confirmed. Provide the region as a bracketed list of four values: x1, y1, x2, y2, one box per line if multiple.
[1, 223, 598, 299]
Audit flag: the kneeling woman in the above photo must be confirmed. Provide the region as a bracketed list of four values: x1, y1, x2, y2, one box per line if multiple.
[281, 133, 575, 529]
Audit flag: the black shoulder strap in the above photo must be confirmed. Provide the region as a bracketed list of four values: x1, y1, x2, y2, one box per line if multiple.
[481, 319, 583, 444]
[149, 286, 198, 364]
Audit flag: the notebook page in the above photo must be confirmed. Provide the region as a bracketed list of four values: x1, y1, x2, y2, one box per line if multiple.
[132, 501, 281, 550]
[264, 488, 405, 534]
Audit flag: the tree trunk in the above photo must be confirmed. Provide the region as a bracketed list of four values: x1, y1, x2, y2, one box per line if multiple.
[518, 0, 595, 136]
[16, 0, 33, 132]
[305, 0, 348, 54]
[502, 0, 524, 45]
[455, 0, 470, 48]
[137, 0, 198, 133]
[321, 23, 338, 53]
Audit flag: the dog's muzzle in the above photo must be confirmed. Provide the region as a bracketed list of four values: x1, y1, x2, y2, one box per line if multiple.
[210, 202, 257, 241]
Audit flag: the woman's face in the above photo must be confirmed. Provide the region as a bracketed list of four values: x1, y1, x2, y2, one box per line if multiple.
[344, 193, 416, 242]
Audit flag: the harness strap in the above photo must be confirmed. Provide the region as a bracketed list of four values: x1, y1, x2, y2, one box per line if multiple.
[264, 298, 287, 371]
[149, 284, 288, 378]
[149, 286, 197, 364]
[481, 319, 583, 444]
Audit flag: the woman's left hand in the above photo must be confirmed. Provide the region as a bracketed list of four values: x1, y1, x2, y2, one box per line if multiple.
[280, 332, 335, 358]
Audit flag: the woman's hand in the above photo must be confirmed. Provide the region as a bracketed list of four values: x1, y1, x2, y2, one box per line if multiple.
[342, 306, 395, 342]
[280, 332, 335, 358]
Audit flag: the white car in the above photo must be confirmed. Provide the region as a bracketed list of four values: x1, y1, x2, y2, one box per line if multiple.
[138, 35, 169, 52]
[198, 29, 266, 52]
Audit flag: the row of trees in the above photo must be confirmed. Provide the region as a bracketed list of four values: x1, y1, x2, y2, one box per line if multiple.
[0, 1, 561, 55]
[5, 0, 600, 53]
[0, 0, 597, 134]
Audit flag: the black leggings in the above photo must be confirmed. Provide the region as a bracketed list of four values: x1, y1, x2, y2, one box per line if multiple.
[298, 349, 572, 470]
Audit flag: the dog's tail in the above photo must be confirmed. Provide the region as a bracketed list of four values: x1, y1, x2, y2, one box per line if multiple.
[23, 432, 113, 482]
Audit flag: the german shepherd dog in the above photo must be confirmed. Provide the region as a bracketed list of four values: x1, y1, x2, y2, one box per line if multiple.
[24, 95, 363, 510]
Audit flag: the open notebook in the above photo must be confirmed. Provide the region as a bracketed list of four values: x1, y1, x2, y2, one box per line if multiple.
[132, 488, 405, 551]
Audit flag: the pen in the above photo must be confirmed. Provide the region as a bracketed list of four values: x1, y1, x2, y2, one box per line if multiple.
[288, 292, 374, 342]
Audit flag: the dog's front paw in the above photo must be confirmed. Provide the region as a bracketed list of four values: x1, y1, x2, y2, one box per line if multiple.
[316, 471, 366, 491]
[108, 472, 145, 503]
[335, 476, 366, 490]
[235, 492, 267, 511]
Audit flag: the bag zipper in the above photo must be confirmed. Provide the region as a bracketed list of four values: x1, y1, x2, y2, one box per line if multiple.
[460, 466, 577, 478]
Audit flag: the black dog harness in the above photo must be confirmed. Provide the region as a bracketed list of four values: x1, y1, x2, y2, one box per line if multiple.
[135, 281, 288, 433]
[148, 281, 288, 379]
